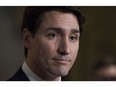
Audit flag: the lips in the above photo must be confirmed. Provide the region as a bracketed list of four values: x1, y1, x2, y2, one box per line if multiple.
[53, 58, 70, 62]
[53, 57, 71, 64]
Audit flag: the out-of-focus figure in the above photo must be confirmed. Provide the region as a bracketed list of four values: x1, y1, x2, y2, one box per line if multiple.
[91, 56, 116, 81]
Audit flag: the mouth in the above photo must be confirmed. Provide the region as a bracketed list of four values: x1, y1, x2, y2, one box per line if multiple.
[53, 58, 71, 65]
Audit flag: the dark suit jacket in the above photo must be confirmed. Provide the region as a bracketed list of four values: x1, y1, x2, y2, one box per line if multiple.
[8, 67, 30, 81]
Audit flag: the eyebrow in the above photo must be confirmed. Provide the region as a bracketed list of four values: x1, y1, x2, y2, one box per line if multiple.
[71, 29, 80, 34]
[45, 27, 80, 34]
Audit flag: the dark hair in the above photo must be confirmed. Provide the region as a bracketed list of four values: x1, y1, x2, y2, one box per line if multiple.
[21, 6, 85, 57]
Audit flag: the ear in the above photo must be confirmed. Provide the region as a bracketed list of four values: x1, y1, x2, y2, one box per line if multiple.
[23, 28, 33, 50]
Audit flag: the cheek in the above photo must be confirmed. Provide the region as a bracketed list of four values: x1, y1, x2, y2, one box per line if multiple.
[32, 41, 51, 67]
[39, 40, 58, 58]
[71, 42, 79, 60]
[37, 41, 58, 69]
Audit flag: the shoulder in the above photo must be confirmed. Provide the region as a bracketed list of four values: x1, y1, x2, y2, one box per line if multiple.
[8, 67, 30, 81]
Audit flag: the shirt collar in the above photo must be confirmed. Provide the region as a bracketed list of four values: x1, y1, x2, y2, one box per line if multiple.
[22, 61, 42, 81]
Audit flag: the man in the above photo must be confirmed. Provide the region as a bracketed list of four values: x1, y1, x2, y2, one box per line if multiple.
[8, 6, 85, 81]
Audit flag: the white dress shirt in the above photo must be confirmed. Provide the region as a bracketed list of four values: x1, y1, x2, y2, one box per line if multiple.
[22, 61, 61, 81]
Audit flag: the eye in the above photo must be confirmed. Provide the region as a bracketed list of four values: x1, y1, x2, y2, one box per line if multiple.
[70, 35, 78, 42]
[47, 33, 58, 39]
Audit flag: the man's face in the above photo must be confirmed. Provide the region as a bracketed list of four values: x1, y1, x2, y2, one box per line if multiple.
[28, 11, 80, 77]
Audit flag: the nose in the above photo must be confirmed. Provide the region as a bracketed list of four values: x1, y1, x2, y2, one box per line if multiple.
[57, 38, 70, 55]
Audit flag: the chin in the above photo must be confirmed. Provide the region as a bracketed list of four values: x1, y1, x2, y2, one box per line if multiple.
[54, 69, 69, 76]
[49, 65, 71, 77]
[59, 73, 69, 76]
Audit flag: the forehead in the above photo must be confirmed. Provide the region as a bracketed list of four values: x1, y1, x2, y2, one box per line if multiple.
[39, 11, 80, 32]
[44, 11, 78, 20]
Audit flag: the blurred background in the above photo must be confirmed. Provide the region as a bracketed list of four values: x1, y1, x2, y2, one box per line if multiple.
[1, 6, 116, 81]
